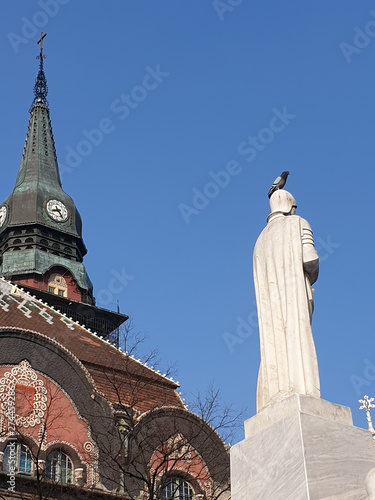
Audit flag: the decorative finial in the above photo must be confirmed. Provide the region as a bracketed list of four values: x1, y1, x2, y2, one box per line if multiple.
[359, 395, 375, 436]
[31, 32, 48, 109]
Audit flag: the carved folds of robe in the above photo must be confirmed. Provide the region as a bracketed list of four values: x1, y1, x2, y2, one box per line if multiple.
[253, 190, 320, 412]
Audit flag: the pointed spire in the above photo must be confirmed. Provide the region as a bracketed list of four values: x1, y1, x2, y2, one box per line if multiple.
[31, 32, 48, 108]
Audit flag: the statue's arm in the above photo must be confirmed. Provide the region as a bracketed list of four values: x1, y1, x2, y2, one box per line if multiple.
[301, 219, 319, 285]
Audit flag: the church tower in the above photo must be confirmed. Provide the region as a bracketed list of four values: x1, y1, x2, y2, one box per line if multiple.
[0, 36, 231, 500]
[0, 34, 126, 337]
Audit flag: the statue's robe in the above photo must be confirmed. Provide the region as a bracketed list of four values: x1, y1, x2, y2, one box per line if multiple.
[253, 214, 320, 412]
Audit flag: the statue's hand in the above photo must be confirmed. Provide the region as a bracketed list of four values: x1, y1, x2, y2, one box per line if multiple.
[303, 258, 319, 285]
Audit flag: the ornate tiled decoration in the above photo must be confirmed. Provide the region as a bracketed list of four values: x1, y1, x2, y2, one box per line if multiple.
[0, 360, 47, 428]
[0, 280, 75, 330]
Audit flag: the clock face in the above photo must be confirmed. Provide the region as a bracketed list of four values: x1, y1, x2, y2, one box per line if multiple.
[46, 200, 68, 222]
[0, 206, 7, 228]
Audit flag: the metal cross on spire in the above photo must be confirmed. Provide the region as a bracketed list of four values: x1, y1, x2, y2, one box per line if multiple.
[37, 32, 47, 52]
[359, 395, 375, 437]
[31, 32, 48, 109]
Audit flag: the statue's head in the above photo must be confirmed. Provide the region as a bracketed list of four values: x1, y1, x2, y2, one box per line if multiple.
[269, 190, 297, 216]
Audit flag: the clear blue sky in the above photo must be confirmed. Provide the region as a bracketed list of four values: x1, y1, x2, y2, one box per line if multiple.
[1, 1, 375, 442]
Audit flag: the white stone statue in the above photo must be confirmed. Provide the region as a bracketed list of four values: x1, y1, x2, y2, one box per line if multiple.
[365, 467, 375, 499]
[253, 189, 320, 412]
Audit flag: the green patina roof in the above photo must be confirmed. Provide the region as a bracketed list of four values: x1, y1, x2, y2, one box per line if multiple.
[1, 249, 93, 293]
[0, 49, 92, 298]
[3, 102, 85, 245]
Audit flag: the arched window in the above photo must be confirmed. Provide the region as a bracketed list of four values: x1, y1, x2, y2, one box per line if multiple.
[162, 478, 193, 500]
[45, 450, 73, 484]
[3, 443, 33, 475]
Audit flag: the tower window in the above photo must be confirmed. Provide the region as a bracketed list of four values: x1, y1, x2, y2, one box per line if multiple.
[48, 274, 68, 298]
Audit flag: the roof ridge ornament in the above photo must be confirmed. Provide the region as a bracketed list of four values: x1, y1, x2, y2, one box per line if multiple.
[31, 32, 48, 109]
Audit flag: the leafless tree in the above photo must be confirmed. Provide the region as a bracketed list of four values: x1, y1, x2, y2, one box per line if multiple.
[0, 321, 241, 500]
[85, 324, 241, 499]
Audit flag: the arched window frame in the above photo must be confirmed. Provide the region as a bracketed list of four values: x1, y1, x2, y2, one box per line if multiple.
[45, 449, 74, 485]
[3, 442, 33, 475]
[162, 477, 194, 500]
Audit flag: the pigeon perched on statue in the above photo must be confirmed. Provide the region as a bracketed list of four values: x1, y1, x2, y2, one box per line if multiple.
[267, 171, 290, 198]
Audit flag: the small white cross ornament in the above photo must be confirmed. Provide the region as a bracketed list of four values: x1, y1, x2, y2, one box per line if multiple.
[359, 395, 375, 434]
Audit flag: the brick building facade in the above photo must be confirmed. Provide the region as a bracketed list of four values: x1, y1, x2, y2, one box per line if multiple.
[0, 38, 230, 500]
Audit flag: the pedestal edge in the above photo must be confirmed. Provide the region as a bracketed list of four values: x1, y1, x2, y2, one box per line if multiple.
[244, 394, 353, 438]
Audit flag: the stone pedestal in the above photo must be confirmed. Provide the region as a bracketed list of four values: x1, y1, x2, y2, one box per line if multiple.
[230, 394, 375, 499]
